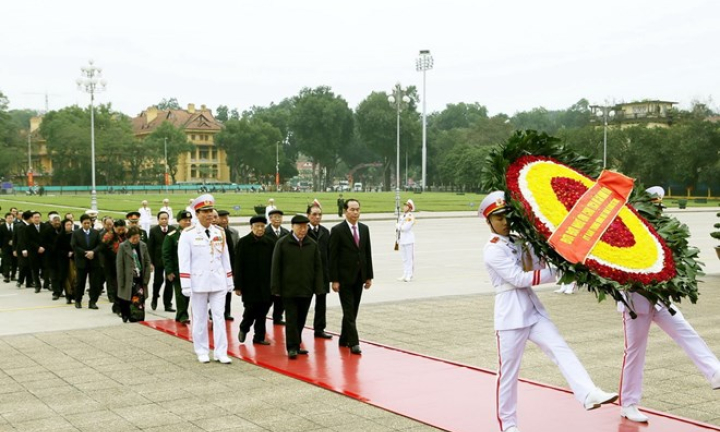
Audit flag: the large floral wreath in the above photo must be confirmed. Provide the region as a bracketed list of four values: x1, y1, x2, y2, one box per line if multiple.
[480, 130, 703, 313]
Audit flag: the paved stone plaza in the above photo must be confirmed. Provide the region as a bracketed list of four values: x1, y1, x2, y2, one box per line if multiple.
[0, 210, 718, 431]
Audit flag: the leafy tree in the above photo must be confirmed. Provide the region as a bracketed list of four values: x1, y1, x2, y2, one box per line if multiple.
[215, 117, 285, 184]
[215, 105, 229, 122]
[39, 104, 136, 185]
[430, 102, 488, 131]
[156, 97, 180, 110]
[143, 121, 195, 184]
[0, 91, 22, 179]
[356, 87, 420, 191]
[290, 87, 353, 191]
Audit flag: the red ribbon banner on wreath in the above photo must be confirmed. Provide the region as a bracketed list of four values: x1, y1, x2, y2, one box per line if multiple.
[548, 170, 635, 264]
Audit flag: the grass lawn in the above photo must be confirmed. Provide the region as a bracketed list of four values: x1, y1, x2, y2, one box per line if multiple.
[0, 191, 486, 217]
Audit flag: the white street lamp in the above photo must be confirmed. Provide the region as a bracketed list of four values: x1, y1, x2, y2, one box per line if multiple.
[77, 59, 107, 211]
[416, 50, 433, 191]
[388, 83, 411, 217]
[592, 105, 615, 169]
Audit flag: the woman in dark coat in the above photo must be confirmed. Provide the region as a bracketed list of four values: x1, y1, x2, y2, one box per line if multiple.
[102, 220, 126, 315]
[116, 226, 151, 322]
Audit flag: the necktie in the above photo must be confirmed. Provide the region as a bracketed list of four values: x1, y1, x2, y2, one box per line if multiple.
[85, 231, 90, 247]
[162, 227, 167, 233]
[36, 224, 40, 232]
[315, 226, 319, 234]
[205, 229, 210, 238]
[276, 229, 280, 237]
[352, 225, 359, 247]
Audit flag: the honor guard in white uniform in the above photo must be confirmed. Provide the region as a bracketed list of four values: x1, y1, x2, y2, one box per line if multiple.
[178, 194, 234, 364]
[159, 199, 174, 225]
[138, 200, 152, 236]
[617, 187, 720, 423]
[396, 199, 416, 282]
[480, 191, 617, 432]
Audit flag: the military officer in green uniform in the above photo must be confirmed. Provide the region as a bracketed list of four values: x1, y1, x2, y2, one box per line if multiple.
[126, 211, 148, 243]
[162, 210, 193, 324]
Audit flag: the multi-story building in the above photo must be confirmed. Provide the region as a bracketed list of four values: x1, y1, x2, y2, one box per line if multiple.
[132, 103, 229, 183]
[591, 100, 677, 129]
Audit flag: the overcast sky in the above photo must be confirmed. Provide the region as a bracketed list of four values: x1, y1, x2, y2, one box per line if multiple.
[2, 0, 718, 118]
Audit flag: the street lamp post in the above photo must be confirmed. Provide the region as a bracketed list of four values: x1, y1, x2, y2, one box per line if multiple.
[592, 105, 615, 169]
[388, 83, 410, 217]
[416, 50, 433, 191]
[76, 60, 107, 211]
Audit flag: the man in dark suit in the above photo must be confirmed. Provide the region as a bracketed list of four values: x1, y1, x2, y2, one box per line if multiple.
[329, 198, 374, 355]
[71, 213, 103, 309]
[17, 211, 45, 292]
[264, 209, 289, 325]
[41, 214, 62, 295]
[147, 211, 174, 312]
[307, 204, 332, 339]
[13, 211, 32, 288]
[0, 212, 17, 282]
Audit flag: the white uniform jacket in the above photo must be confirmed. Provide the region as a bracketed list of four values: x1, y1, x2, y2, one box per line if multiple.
[484, 234, 555, 331]
[178, 224, 234, 294]
[138, 207, 152, 223]
[396, 212, 415, 245]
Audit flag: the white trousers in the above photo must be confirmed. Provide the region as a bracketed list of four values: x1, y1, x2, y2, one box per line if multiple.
[620, 307, 720, 407]
[190, 291, 228, 358]
[496, 317, 595, 431]
[400, 243, 414, 278]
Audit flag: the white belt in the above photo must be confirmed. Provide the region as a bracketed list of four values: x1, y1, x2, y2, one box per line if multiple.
[495, 283, 519, 295]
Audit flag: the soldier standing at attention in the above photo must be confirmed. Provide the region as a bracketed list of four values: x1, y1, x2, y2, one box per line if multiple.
[178, 195, 234, 364]
[480, 191, 617, 432]
[163, 210, 193, 324]
[396, 199, 416, 282]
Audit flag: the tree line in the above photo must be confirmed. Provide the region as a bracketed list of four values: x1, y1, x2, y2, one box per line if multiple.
[1, 89, 718, 193]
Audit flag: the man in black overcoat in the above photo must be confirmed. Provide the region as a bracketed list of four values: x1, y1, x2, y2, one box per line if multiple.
[271, 214, 324, 359]
[17, 211, 45, 292]
[234, 215, 275, 345]
[329, 198, 374, 355]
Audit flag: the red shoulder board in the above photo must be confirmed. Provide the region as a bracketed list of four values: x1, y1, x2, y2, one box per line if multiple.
[490, 237, 499, 244]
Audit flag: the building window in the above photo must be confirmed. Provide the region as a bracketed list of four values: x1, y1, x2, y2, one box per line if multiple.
[191, 164, 197, 178]
[212, 164, 218, 178]
[199, 147, 209, 161]
[191, 134, 196, 141]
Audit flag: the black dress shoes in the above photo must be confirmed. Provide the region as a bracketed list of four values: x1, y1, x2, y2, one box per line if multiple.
[34, 287, 41, 293]
[3, 278, 9, 283]
[288, 349, 298, 359]
[338, 339, 349, 348]
[253, 340, 270, 346]
[75, 301, 82, 309]
[52, 295, 60, 301]
[165, 307, 176, 312]
[273, 320, 285, 326]
[151, 299, 158, 311]
[238, 330, 247, 343]
[88, 303, 98, 310]
[297, 349, 309, 355]
[66, 298, 73, 305]
[225, 315, 234, 321]
[350, 345, 362, 355]
[315, 332, 333, 339]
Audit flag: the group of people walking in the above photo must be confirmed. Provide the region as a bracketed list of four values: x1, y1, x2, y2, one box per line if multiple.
[178, 194, 374, 363]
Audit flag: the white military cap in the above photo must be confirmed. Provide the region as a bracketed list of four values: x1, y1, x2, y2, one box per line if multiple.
[479, 191, 508, 218]
[645, 186, 665, 202]
[191, 194, 215, 212]
[405, 199, 415, 211]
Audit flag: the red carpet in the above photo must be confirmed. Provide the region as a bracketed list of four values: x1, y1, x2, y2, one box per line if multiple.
[143, 319, 720, 432]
